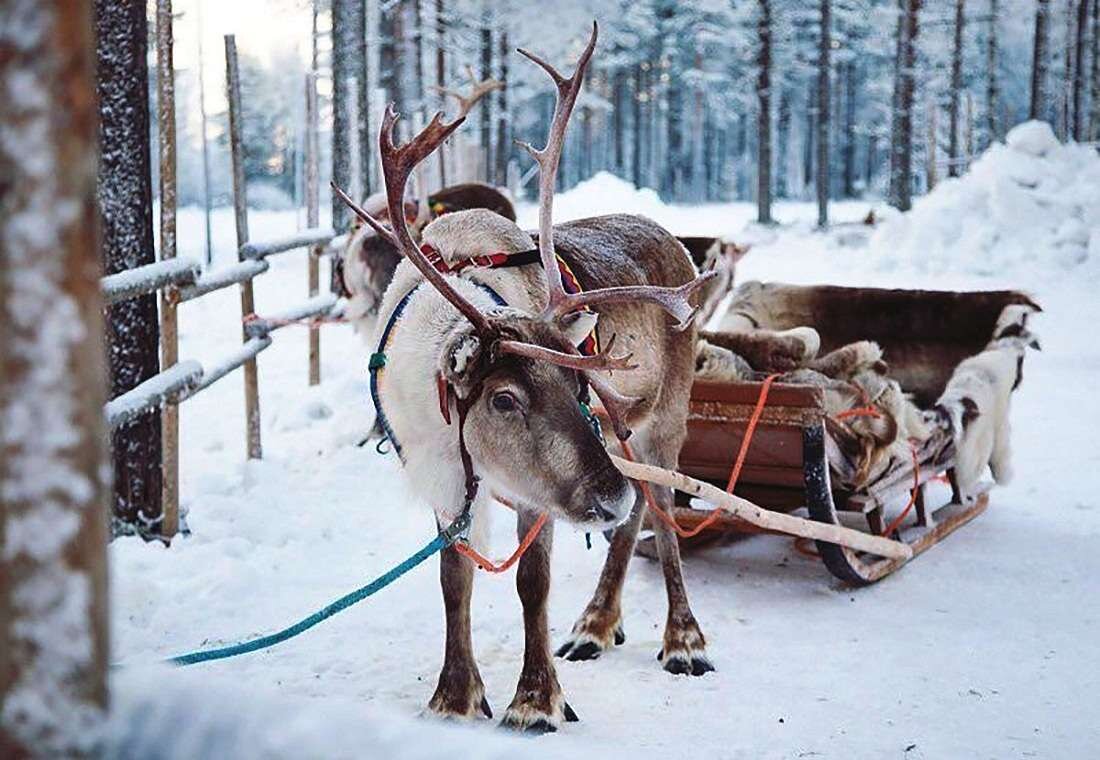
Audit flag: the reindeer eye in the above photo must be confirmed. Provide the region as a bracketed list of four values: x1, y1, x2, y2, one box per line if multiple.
[491, 391, 517, 413]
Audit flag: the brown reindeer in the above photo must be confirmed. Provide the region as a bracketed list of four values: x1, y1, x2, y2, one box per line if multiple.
[335, 23, 718, 733]
[336, 74, 508, 330]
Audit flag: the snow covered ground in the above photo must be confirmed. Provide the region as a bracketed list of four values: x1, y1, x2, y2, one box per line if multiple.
[111, 144, 1100, 757]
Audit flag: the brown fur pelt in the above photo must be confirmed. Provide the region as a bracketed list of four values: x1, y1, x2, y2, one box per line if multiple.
[720, 281, 1039, 406]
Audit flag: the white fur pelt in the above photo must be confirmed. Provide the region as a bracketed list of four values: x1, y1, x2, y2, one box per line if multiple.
[926, 303, 1040, 502]
[366, 212, 556, 551]
[716, 280, 822, 362]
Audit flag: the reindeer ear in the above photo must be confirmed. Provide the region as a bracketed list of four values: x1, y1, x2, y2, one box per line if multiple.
[559, 310, 599, 348]
[440, 327, 483, 395]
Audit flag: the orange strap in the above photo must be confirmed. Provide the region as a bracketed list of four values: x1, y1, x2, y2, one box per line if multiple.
[621, 374, 780, 539]
[454, 511, 549, 573]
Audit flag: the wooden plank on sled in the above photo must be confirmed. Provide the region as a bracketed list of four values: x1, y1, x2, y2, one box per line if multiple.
[609, 454, 913, 561]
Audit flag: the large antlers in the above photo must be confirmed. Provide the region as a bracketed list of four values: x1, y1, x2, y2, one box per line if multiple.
[332, 107, 492, 334]
[517, 22, 715, 331]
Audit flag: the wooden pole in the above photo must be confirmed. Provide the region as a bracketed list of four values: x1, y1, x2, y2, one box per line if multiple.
[305, 72, 321, 387]
[156, 0, 180, 537]
[225, 35, 262, 459]
[0, 0, 109, 750]
[197, 0, 212, 266]
[608, 455, 913, 561]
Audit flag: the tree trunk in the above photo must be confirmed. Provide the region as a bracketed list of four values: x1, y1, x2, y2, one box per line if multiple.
[948, 0, 965, 177]
[379, 1, 405, 127]
[495, 28, 509, 186]
[986, 0, 1000, 145]
[94, 0, 163, 537]
[331, 0, 353, 230]
[355, 0, 371, 196]
[0, 0, 109, 754]
[843, 61, 857, 197]
[776, 86, 791, 198]
[1091, 0, 1100, 141]
[613, 68, 626, 173]
[632, 63, 644, 188]
[413, 0, 425, 108]
[817, 0, 831, 227]
[926, 96, 938, 190]
[1073, 0, 1089, 140]
[435, 0, 447, 186]
[757, 0, 773, 224]
[479, 16, 492, 182]
[1030, 0, 1050, 121]
[890, 0, 921, 211]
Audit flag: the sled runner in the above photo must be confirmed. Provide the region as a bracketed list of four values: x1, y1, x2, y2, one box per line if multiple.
[670, 286, 1036, 585]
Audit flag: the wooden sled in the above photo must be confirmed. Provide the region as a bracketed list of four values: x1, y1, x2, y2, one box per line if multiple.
[666, 286, 1034, 585]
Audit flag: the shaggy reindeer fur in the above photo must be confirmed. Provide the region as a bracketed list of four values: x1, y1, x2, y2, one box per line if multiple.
[373, 209, 712, 729]
[927, 304, 1041, 501]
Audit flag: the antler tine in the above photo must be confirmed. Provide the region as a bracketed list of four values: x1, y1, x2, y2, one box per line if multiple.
[516, 21, 599, 316]
[553, 270, 719, 332]
[496, 333, 638, 372]
[432, 67, 504, 121]
[335, 104, 493, 335]
[584, 370, 638, 441]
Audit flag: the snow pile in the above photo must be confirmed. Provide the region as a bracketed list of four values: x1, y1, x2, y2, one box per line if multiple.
[870, 121, 1100, 277]
[527, 171, 672, 222]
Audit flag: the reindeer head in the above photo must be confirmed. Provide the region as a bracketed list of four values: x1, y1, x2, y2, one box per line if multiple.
[334, 22, 712, 528]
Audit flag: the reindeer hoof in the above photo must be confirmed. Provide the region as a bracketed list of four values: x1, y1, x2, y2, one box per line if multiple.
[499, 694, 573, 734]
[427, 677, 492, 720]
[657, 621, 715, 677]
[555, 616, 625, 661]
[658, 647, 716, 677]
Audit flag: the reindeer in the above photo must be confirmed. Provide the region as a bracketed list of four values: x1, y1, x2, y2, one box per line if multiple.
[336, 74, 508, 332]
[334, 23, 720, 733]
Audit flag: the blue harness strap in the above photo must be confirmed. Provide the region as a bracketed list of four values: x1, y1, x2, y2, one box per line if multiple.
[370, 280, 507, 462]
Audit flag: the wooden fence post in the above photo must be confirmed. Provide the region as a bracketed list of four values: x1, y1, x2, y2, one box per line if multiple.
[225, 35, 263, 459]
[305, 71, 321, 387]
[0, 0, 109, 751]
[157, 0, 180, 537]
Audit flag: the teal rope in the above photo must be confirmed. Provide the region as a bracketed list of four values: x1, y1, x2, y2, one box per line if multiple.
[166, 514, 469, 667]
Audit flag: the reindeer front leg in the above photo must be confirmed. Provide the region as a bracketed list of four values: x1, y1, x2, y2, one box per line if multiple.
[501, 509, 577, 733]
[650, 480, 715, 677]
[428, 544, 491, 720]
[555, 489, 644, 660]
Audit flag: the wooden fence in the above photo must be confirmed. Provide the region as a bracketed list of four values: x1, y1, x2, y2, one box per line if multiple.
[101, 27, 346, 539]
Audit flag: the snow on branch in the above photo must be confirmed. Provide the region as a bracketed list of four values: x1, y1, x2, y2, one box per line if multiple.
[105, 360, 203, 431]
[243, 293, 340, 338]
[175, 259, 269, 303]
[189, 336, 271, 395]
[239, 228, 336, 260]
[101, 257, 201, 305]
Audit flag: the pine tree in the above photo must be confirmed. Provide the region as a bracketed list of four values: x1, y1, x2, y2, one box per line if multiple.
[948, 0, 965, 177]
[94, 0, 163, 537]
[757, 0, 774, 223]
[0, 1, 109, 753]
[1031, 0, 1051, 120]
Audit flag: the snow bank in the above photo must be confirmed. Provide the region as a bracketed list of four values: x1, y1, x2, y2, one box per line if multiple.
[870, 121, 1100, 277]
[107, 668, 526, 760]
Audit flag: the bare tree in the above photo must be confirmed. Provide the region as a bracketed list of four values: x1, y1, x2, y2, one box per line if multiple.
[355, 0, 371, 196]
[948, 0, 965, 177]
[757, 0, 773, 224]
[817, 0, 832, 226]
[0, 0, 109, 754]
[331, 0, 353, 230]
[1030, 0, 1051, 121]
[94, 0, 163, 536]
[890, 0, 921, 211]
[986, 0, 1000, 145]
[479, 10, 493, 181]
[495, 26, 510, 186]
[1073, 0, 1090, 140]
[1091, 0, 1100, 140]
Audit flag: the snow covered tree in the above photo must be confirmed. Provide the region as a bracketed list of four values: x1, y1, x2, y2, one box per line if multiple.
[757, 0, 774, 222]
[1030, 0, 1051, 120]
[890, 0, 921, 211]
[94, 0, 163, 537]
[331, 0, 354, 230]
[0, 0, 109, 754]
[948, 0, 965, 177]
[817, 0, 832, 225]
